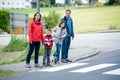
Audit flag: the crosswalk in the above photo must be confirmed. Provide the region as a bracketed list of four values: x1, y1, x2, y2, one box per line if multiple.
[29, 62, 120, 76]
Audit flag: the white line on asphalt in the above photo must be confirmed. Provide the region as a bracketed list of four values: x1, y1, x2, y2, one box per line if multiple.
[103, 68, 120, 75]
[36, 63, 88, 72]
[70, 63, 117, 73]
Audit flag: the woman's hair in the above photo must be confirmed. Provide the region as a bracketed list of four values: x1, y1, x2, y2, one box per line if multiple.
[59, 21, 66, 29]
[33, 12, 41, 22]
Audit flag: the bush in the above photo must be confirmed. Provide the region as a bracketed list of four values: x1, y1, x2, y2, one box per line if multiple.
[96, 3, 105, 7]
[43, 11, 61, 29]
[44, 3, 49, 7]
[40, 2, 49, 7]
[2, 37, 28, 52]
[40, 2, 44, 7]
[0, 10, 10, 33]
[0, 28, 4, 34]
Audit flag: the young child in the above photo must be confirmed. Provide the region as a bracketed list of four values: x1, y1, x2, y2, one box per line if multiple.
[53, 21, 67, 64]
[43, 29, 53, 67]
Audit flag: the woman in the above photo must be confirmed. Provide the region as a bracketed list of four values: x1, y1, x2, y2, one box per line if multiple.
[26, 12, 44, 68]
[53, 21, 67, 64]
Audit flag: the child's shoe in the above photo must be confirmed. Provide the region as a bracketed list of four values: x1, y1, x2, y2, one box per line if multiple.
[47, 64, 52, 67]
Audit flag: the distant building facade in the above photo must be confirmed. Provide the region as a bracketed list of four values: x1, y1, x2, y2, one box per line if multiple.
[0, 0, 35, 9]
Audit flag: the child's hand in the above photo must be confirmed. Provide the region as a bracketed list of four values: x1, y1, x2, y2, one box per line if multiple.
[42, 42, 45, 45]
[30, 42, 32, 44]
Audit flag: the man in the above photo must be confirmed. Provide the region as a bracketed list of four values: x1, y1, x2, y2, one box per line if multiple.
[61, 9, 74, 63]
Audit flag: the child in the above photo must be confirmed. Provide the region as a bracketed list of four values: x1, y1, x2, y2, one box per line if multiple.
[53, 21, 67, 64]
[43, 29, 53, 67]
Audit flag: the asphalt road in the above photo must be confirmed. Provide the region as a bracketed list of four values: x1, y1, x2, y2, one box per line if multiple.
[1, 32, 120, 80]
[2, 49, 120, 80]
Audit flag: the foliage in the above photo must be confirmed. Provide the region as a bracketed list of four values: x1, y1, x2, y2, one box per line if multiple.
[2, 37, 28, 52]
[105, 0, 115, 5]
[0, 10, 10, 33]
[43, 11, 61, 29]
[0, 28, 4, 34]
[50, 0, 55, 6]
[96, 3, 105, 7]
[40, 1, 49, 7]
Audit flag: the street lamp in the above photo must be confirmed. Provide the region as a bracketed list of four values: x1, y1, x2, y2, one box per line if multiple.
[36, 0, 40, 12]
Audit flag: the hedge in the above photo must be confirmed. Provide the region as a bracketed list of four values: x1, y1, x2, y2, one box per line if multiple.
[0, 10, 10, 33]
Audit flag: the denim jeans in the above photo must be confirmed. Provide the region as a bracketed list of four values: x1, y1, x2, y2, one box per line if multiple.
[61, 36, 71, 59]
[53, 43, 61, 61]
[43, 48, 52, 64]
[26, 42, 40, 64]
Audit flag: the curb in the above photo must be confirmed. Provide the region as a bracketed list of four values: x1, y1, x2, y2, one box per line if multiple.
[72, 48, 100, 62]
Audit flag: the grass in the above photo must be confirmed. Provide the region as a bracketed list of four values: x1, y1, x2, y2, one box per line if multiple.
[0, 45, 56, 65]
[0, 70, 15, 78]
[10, 6, 120, 33]
[2, 37, 28, 52]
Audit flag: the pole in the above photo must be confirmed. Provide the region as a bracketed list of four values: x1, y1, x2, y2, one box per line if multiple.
[36, 0, 40, 12]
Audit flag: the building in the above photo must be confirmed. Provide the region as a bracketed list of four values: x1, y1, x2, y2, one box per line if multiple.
[0, 0, 35, 9]
[80, 0, 108, 4]
[56, 0, 65, 4]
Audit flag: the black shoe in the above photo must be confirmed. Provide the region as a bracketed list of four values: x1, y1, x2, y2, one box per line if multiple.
[66, 59, 72, 62]
[61, 59, 67, 63]
[54, 58, 57, 64]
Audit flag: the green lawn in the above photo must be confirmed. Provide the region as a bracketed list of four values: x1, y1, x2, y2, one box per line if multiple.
[10, 6, 120, 33]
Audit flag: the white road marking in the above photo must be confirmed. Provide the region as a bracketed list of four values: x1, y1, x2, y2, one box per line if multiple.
[36, 63, 88, 72]
[70, 63, 117, 73]
[103, 68, 120, 75]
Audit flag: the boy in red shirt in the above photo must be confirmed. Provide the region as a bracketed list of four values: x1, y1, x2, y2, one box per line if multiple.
[43, 29, 53, 67]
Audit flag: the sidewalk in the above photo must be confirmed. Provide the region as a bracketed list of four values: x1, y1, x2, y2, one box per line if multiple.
[0, 46, 99, 72]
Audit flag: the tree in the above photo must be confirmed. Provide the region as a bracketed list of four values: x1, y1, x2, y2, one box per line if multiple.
[50, 0, 55, 6]
[65, 0, 70, 6]
[108, 0, 115, 5]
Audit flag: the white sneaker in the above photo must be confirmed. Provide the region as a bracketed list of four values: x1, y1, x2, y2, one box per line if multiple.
[26, 64, 31, 68]
[34, 64, 42, 68]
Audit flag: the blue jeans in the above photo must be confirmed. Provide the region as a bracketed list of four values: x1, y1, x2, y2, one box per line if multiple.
[53, 43, 61, 61]
[61, 36, 71, 59]
[26, 42, 40, 64]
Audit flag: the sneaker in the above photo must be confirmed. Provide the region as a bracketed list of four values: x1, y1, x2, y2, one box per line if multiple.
[47, 64, 52, 67]
[61, 59, 67, 63]
[34, 64, 42, 68]
[26, 64, 31, 68]
[66, 59, 72, 62]
[57, 61, 61, 64]
[43, 63, 47, 67]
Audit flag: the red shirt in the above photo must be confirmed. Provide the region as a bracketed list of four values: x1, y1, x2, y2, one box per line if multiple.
[28, 21, 44, 43]
[44, 35, 53, 48]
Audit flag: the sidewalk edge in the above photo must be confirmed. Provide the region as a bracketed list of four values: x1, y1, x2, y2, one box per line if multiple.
[72, 48, 100, 62]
